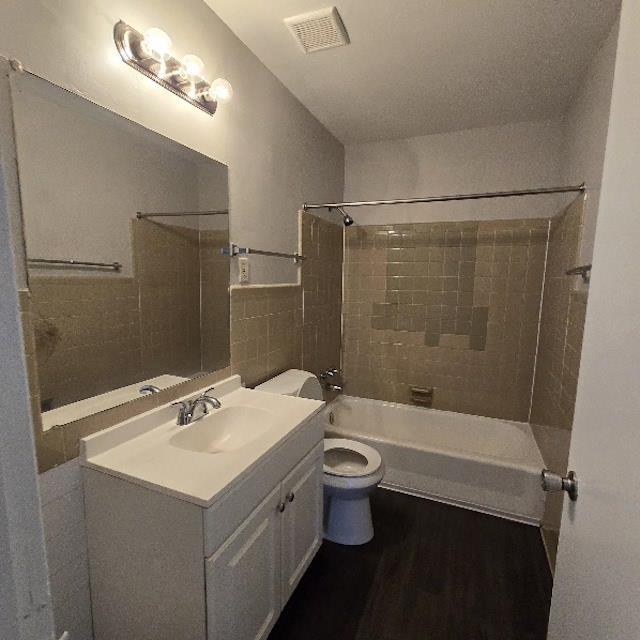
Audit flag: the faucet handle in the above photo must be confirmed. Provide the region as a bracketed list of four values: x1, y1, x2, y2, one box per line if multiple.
[198, 387, 222, 412]
[172, 401, 191, 426]
[139, 384, 161, 395]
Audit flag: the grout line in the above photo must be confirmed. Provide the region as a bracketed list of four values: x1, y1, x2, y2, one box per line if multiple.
[527, 219, 551, 424]
[340, 225, 346, 374]
[299, 210, 306, 369]
[229, 282, 300, 290]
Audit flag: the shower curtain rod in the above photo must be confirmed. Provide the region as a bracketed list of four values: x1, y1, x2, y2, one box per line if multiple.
[136, 209, 229, 219]
[303, 183, 585, 211]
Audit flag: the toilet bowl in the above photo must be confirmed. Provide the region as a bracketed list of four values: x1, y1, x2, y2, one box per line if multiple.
[323, 438, 384, 545]
[255, 369, 385, 545]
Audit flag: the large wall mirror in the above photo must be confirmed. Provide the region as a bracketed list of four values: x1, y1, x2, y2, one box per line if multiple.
[11, 72, 230, 430]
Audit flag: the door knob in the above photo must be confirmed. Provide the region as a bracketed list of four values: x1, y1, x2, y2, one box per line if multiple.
[286, 491, 295, 503]
[277, 502, 286, 513]
[541, 469, 578, 501]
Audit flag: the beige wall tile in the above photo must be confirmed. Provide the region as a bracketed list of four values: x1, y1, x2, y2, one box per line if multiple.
[529, 196, 588, 544]
[230, 285, 303, 387]
[301, 214, 343, 377]
[342, 217, 549, 421]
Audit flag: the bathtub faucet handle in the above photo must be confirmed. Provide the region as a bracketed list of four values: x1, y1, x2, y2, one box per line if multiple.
[320, 367, 340, 379]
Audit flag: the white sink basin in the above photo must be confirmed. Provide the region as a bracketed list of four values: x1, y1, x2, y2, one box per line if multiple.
[169, 406, 276, 454]
[81, 376, 325, 506]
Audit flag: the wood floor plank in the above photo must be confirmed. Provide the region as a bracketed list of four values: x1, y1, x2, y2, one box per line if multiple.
[268, 489, 552, 640]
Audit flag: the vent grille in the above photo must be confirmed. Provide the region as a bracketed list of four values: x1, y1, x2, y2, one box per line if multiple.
[285, 7, 350, 54]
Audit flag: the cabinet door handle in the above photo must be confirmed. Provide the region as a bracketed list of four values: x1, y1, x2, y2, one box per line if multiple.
[277, 502, 286, 513]
[286, 491, 295, 503]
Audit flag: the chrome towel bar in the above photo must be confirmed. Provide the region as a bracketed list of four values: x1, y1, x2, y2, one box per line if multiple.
[221, 243, 304, 263]
[136, 209, 229, 219]
[28, 258, 122, 272]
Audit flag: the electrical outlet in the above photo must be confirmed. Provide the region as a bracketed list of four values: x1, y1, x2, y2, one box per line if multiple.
[238, 256, 250, 283]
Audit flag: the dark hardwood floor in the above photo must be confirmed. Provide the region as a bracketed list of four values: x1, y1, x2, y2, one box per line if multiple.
[269, 488, 552, 640]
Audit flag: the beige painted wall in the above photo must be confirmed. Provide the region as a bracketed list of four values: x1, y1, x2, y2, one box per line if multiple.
[344, 119, 568, 226]
[562, 18, 620, 267]
[0, 0, 344, 284]
[345, 12, 619, 260]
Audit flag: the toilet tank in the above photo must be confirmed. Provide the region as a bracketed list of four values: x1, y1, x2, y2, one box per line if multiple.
[254, 369, 323, 400]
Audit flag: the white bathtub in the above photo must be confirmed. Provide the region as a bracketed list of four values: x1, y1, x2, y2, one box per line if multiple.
[324, 395, 545, 525]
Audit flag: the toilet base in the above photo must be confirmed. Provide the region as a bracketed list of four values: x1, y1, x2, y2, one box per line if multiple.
[323, 492, 374, 545]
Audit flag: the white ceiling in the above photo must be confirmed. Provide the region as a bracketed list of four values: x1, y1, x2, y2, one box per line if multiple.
[205, 1, 620, 144]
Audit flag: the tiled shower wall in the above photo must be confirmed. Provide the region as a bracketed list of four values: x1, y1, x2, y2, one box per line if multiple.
[530, 196, 588, 564]
[342, 218, 549, 421]
[301, 214, 343, 376]
[531, 197, 587, 430]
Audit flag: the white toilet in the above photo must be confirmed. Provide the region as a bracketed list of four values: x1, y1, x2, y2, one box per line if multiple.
[255, 369, 385, 545]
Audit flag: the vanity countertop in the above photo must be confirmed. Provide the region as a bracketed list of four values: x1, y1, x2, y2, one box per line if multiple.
[80, 376, 324, 508]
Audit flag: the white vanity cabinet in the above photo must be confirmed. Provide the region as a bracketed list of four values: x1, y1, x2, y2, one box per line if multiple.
[280, 449, 324, 604]
[206, 448, 323, 640]
[84, 412, 324, 640]
[206, 485, 282, 640]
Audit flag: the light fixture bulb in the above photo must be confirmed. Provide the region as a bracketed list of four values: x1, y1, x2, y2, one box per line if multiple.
[181, 54, 204, 77]
[207, 78, 233, 104]
[142, 27, 172, 59]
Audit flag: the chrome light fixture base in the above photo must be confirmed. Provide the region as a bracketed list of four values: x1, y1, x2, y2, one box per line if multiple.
[113, 20, 218, 116]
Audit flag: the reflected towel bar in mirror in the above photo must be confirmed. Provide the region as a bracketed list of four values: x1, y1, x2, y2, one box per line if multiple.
[221, 243, 305, 263]
[27, 258, 122, 272]
[136, 209, 229, 219]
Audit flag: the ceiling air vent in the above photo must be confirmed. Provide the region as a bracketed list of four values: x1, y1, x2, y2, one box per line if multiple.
[285, 7, 350, 54]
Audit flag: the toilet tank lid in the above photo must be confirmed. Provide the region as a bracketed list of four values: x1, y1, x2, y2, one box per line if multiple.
[254, 369, 319, 397]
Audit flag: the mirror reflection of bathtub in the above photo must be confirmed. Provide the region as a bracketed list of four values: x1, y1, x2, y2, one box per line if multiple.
[324, 394, 545, 524]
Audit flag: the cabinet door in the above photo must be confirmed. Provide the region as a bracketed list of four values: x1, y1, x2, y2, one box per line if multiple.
[206, 485, 281, 640]
[280, 443, 324, 605]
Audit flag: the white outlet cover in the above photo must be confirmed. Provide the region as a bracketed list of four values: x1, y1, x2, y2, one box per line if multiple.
[238, 256, 250, 283]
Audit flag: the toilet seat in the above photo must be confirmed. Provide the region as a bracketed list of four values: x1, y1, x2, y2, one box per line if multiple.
[323, 438, 382, 477]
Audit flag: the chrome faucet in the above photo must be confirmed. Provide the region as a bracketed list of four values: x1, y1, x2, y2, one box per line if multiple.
[172, 388, 222, 426]
[139, 384, 161, 395]
[320, 368, 343, 393]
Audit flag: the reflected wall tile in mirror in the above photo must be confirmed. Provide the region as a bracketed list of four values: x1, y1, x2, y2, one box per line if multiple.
[29, 277, 142, 408]
[200, 228, 231, 372]
[134, 221, 202, 379]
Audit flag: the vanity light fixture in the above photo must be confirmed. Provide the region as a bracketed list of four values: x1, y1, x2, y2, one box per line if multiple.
[113, 20, 232, 116]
